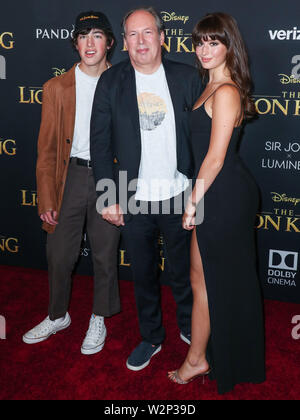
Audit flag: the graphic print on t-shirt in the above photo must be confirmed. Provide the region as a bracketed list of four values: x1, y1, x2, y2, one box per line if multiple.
[137, 92, 167, 131]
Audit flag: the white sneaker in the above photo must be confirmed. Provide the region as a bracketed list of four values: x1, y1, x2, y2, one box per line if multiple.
[81, 315, 107, 355]
[22, 313, 71, 344]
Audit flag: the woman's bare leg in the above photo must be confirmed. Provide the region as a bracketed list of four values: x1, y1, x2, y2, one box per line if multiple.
[170, 229, 211, 380]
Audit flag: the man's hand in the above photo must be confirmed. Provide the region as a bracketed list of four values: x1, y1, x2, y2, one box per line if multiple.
[40, 210, 58, 226]
[102, 204, 125, 227]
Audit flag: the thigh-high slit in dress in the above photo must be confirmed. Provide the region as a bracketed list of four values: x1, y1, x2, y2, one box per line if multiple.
[190, 93, 266, 394]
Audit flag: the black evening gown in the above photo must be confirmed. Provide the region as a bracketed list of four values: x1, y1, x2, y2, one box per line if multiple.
[191, 94, 266, 394]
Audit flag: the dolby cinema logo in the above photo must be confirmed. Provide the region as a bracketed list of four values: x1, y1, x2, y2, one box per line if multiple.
[268, 250, 298, 288]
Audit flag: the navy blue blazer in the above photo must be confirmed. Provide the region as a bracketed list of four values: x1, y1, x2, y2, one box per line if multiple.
[90, 58, 202, 206]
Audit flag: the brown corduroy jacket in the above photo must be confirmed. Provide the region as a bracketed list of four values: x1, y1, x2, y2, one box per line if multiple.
[36, 64, 77, 234]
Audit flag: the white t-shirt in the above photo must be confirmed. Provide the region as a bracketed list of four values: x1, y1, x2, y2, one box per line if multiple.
[71, 64, 99, 160]
[135, 64, 189, 202]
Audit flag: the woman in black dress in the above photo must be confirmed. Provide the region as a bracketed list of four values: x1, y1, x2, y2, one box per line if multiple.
[168, 13, 265, 394]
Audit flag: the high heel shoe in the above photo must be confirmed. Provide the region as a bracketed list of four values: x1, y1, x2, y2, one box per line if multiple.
[168, 367, 211, 385]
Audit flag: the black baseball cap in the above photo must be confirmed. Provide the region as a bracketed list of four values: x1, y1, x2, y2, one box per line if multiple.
[74, 11, 113, 33]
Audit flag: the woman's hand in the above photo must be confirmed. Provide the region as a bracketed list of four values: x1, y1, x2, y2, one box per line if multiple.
[182, 201, 196, 230]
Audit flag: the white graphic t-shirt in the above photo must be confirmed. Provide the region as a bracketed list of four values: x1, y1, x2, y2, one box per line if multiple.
[135, 64, 189, 201]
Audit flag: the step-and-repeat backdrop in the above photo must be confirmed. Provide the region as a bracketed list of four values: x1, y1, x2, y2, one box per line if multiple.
[0, 0, 299, 302]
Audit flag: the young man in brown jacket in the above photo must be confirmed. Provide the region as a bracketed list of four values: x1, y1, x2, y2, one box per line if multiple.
[23, 11, 120, 355]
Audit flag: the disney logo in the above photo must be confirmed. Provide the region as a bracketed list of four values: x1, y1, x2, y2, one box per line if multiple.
[53, 68, 66, 77]
[271, 192, 300, 206]
[161, 11, 189, 25]
[279, 74, 300, 85]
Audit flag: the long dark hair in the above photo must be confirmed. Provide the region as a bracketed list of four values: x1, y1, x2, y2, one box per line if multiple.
[192, 12, 256, 119]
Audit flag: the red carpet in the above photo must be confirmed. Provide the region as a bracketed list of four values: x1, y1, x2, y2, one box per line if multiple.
[0, 265, 299, 400]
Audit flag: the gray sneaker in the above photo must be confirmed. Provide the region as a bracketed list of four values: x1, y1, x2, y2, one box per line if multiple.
[126, 341, 162, 371]
[23, 313, 71, 344]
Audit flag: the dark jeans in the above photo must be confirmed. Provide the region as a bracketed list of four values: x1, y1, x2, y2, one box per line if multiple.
[121, 195, 193, 345]
[47, 158, 121, 321]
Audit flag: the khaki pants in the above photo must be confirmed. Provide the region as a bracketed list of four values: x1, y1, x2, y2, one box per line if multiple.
[47, 158, 120, 321]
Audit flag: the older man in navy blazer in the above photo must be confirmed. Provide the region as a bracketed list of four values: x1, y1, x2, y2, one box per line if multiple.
[91, 7, 201, 371]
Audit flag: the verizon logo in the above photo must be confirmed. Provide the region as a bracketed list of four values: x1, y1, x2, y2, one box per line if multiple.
[269, 27, 300, 41]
